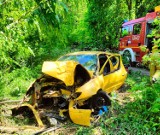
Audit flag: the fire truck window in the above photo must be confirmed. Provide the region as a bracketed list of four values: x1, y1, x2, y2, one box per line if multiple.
[133, 24, 141, 35]
[122, 27, 129, 37]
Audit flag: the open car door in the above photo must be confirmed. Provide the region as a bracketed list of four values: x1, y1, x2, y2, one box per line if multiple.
[99, 54, 127, 93]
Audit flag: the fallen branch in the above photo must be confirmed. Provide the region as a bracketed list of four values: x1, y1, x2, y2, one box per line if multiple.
[0, 126, 42, 134]
[0, 126, 19, 134]
[0, 100, 21, 105]
[33, 126, 61, 135]
[54, 127, 78, 133]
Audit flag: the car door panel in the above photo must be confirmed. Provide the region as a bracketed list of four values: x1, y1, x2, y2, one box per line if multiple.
[100, 55, 127, 93]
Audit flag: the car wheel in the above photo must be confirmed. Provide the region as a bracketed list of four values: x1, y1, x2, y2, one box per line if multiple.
[123, 50, 132, 66]
[90, 91, 111, 110]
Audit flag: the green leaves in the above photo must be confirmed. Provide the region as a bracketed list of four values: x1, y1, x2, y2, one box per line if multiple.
[58, 1, 69, 12]
[85, 0, 128, 50]
[0, 0, 74, 72]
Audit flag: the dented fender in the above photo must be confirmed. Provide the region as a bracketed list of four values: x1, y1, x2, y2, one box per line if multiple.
[75, 75, 104, 100]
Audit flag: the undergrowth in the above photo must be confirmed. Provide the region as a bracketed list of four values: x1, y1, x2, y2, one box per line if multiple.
[0, 66, 41, 100]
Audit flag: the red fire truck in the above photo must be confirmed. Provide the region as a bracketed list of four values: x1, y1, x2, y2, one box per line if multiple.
[119, 6, 160, 66]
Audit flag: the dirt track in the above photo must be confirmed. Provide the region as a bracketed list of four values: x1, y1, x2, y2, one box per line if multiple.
[128, 67, 149, 76]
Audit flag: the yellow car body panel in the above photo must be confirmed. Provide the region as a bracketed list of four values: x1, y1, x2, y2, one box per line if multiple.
[75, 75, 104, 100]
[61, 89, 71, 96]
[42, 61, 89, 86]
[69, 100, 92, 126]
[99, 55, 127, 93]
[13, 103, 44, 127]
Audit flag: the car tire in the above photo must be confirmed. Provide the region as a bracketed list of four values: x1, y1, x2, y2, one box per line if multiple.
[90, 91, 111, 110]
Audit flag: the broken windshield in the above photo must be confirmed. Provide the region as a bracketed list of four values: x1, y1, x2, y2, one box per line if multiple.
[58, 54, 98, 72]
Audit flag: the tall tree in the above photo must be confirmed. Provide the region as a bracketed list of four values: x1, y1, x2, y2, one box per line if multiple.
[125, 0, 133, 19]
[135, 0, 160, 18]
[85, 0, 128, 50]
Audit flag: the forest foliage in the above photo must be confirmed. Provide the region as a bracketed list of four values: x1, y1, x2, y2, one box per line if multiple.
[0, 0, 160, 134]
[0, 0, 159, 73]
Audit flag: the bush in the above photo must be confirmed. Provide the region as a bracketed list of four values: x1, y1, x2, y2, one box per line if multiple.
[0, 67, 40, 99]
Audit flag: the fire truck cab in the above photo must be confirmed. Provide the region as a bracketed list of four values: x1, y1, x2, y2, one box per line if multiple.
[119, 6, 160, 66]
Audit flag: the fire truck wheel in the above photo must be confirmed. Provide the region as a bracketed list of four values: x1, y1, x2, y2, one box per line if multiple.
[123, 50, 132, 66]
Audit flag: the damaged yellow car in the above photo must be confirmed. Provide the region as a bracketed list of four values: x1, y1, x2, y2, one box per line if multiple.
[12, 51, 127, 126]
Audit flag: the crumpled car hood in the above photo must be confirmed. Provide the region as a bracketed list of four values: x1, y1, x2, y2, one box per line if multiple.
[42, 61, 91, 86]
